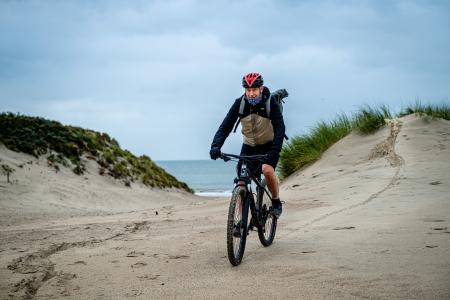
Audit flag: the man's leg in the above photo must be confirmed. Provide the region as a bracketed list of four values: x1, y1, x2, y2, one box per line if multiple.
[262, 163, 282, 217]
[262, 164, 279, 199]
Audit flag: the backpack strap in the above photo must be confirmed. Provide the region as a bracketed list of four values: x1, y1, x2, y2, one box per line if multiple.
[267, 93, 289, 140]
[238, 95, 245, 114]
[233, 95, 246, 133]
[266, 95, 271, 118]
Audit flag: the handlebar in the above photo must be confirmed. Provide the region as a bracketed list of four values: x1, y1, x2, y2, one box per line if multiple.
[220, 152, 267, 162]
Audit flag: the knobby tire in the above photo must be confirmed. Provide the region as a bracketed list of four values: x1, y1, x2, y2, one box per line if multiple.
[227, 186, 249, 266]
[257, 179, 277, 246]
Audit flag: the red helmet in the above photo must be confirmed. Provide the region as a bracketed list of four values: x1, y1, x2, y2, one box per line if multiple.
[242, 72, 264, 88]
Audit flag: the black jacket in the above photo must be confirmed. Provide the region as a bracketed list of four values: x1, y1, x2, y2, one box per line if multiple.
[211, 86, 285, 155]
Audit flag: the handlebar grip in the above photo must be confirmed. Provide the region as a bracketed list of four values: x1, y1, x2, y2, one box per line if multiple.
[221, 154, 231, 162]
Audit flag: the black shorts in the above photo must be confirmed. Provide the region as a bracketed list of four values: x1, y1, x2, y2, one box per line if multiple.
[237, 142, 279, 178]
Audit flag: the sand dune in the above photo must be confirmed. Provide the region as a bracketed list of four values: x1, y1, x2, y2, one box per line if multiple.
[0, 146, 197, 227]
[1, 114, 449, 299]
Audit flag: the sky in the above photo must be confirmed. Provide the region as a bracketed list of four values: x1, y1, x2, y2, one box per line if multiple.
[1, 0, 449, 160]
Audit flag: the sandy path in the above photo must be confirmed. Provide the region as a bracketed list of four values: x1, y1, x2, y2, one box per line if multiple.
[1, 115, 449, 299]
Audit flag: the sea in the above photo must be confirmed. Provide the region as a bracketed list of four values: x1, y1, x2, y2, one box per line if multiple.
[156, 160, 237, 197]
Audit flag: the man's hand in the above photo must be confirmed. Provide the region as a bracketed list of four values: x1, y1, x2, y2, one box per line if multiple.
[210, 147, 221, 160]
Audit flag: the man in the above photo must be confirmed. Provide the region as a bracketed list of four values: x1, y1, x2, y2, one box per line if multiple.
[210, 72, 285, 217]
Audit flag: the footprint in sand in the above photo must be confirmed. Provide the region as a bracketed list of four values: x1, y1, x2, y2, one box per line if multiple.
[301, 250, 316, 254]
[333, 226, 355, 230]
[429, 181, 442, 185]
[336, 265, 353, 271]
[126, 251, 145, 257]
[431, 227, 448, 231]
[125, 289, 143, 297]
[168, 255, 190, 259]
[69, 261, 87, 265]
[131, 262, 147, 268]
[423, 219, 446, 223]
[137, 274, 160, 280]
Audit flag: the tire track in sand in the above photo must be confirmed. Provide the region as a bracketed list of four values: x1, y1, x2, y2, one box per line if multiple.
[292, 118, 405, 230]
[6, 221, 147, 299]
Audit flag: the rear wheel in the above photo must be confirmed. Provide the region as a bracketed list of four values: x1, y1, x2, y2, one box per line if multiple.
[257, 179, 277, 246]
[227, 186, 249, 266]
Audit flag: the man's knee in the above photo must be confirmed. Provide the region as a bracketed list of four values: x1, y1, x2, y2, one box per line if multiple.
[262, 164, 275, 178]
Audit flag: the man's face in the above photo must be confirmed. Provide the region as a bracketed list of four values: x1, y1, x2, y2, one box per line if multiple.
[245, 87, 262, 99]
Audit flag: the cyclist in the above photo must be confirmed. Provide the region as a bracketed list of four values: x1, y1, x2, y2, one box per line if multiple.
[210, 72, 285, 217]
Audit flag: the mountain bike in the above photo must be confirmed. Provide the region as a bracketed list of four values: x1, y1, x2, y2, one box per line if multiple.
[220, 152, 278, 266]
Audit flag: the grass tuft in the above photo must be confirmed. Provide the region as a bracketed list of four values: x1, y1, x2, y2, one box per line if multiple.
[280, 113, 352, 178]
[398, 101, 450, 120]
[352, 105, 391, 134]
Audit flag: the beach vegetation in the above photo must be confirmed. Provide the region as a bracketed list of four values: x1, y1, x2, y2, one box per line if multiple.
[280, 104, 392, 179]
[0, 112, 193, 192]
[352, 105, 391, 134]
[398, 102, 450, 120]
[280, 114, 352, 178]
[1, 164, 15, 183]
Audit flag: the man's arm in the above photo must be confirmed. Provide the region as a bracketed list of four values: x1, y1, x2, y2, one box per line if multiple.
[211, 99, 241, 149]
[269, 97, 286, 154]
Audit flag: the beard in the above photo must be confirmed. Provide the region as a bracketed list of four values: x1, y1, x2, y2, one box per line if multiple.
[247, 94, 262, 106]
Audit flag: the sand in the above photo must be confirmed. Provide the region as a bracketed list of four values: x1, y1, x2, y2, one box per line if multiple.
[0, 114, 449, 299]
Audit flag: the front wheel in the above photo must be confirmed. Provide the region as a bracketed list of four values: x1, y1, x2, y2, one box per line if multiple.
[257, 179, 277, 246]
[227, 186, 249, 266]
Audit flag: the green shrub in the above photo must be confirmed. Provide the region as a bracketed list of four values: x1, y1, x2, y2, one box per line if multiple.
[0, 112, 193, 192]
[47, 153, 69, 171]
[102, 150, 116, 165]
[110, 161, 130, 179]
[73, 163, 85, 175]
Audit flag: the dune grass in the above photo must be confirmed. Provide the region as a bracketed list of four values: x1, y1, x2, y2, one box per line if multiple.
[279, 114, 353, 178]
[352, 105, 392, 134]
[398, 102, 450, 120]
[279, 105, 392, 179]
[279, 102, 450, 179]
[0, 112, 193, 192]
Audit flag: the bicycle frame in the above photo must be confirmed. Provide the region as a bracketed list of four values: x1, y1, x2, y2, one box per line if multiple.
[221, 152, 278, 265]
[222, 153, 272, 228]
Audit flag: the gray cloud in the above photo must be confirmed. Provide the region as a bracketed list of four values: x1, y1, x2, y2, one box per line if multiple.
[1, 0, 449, 159]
